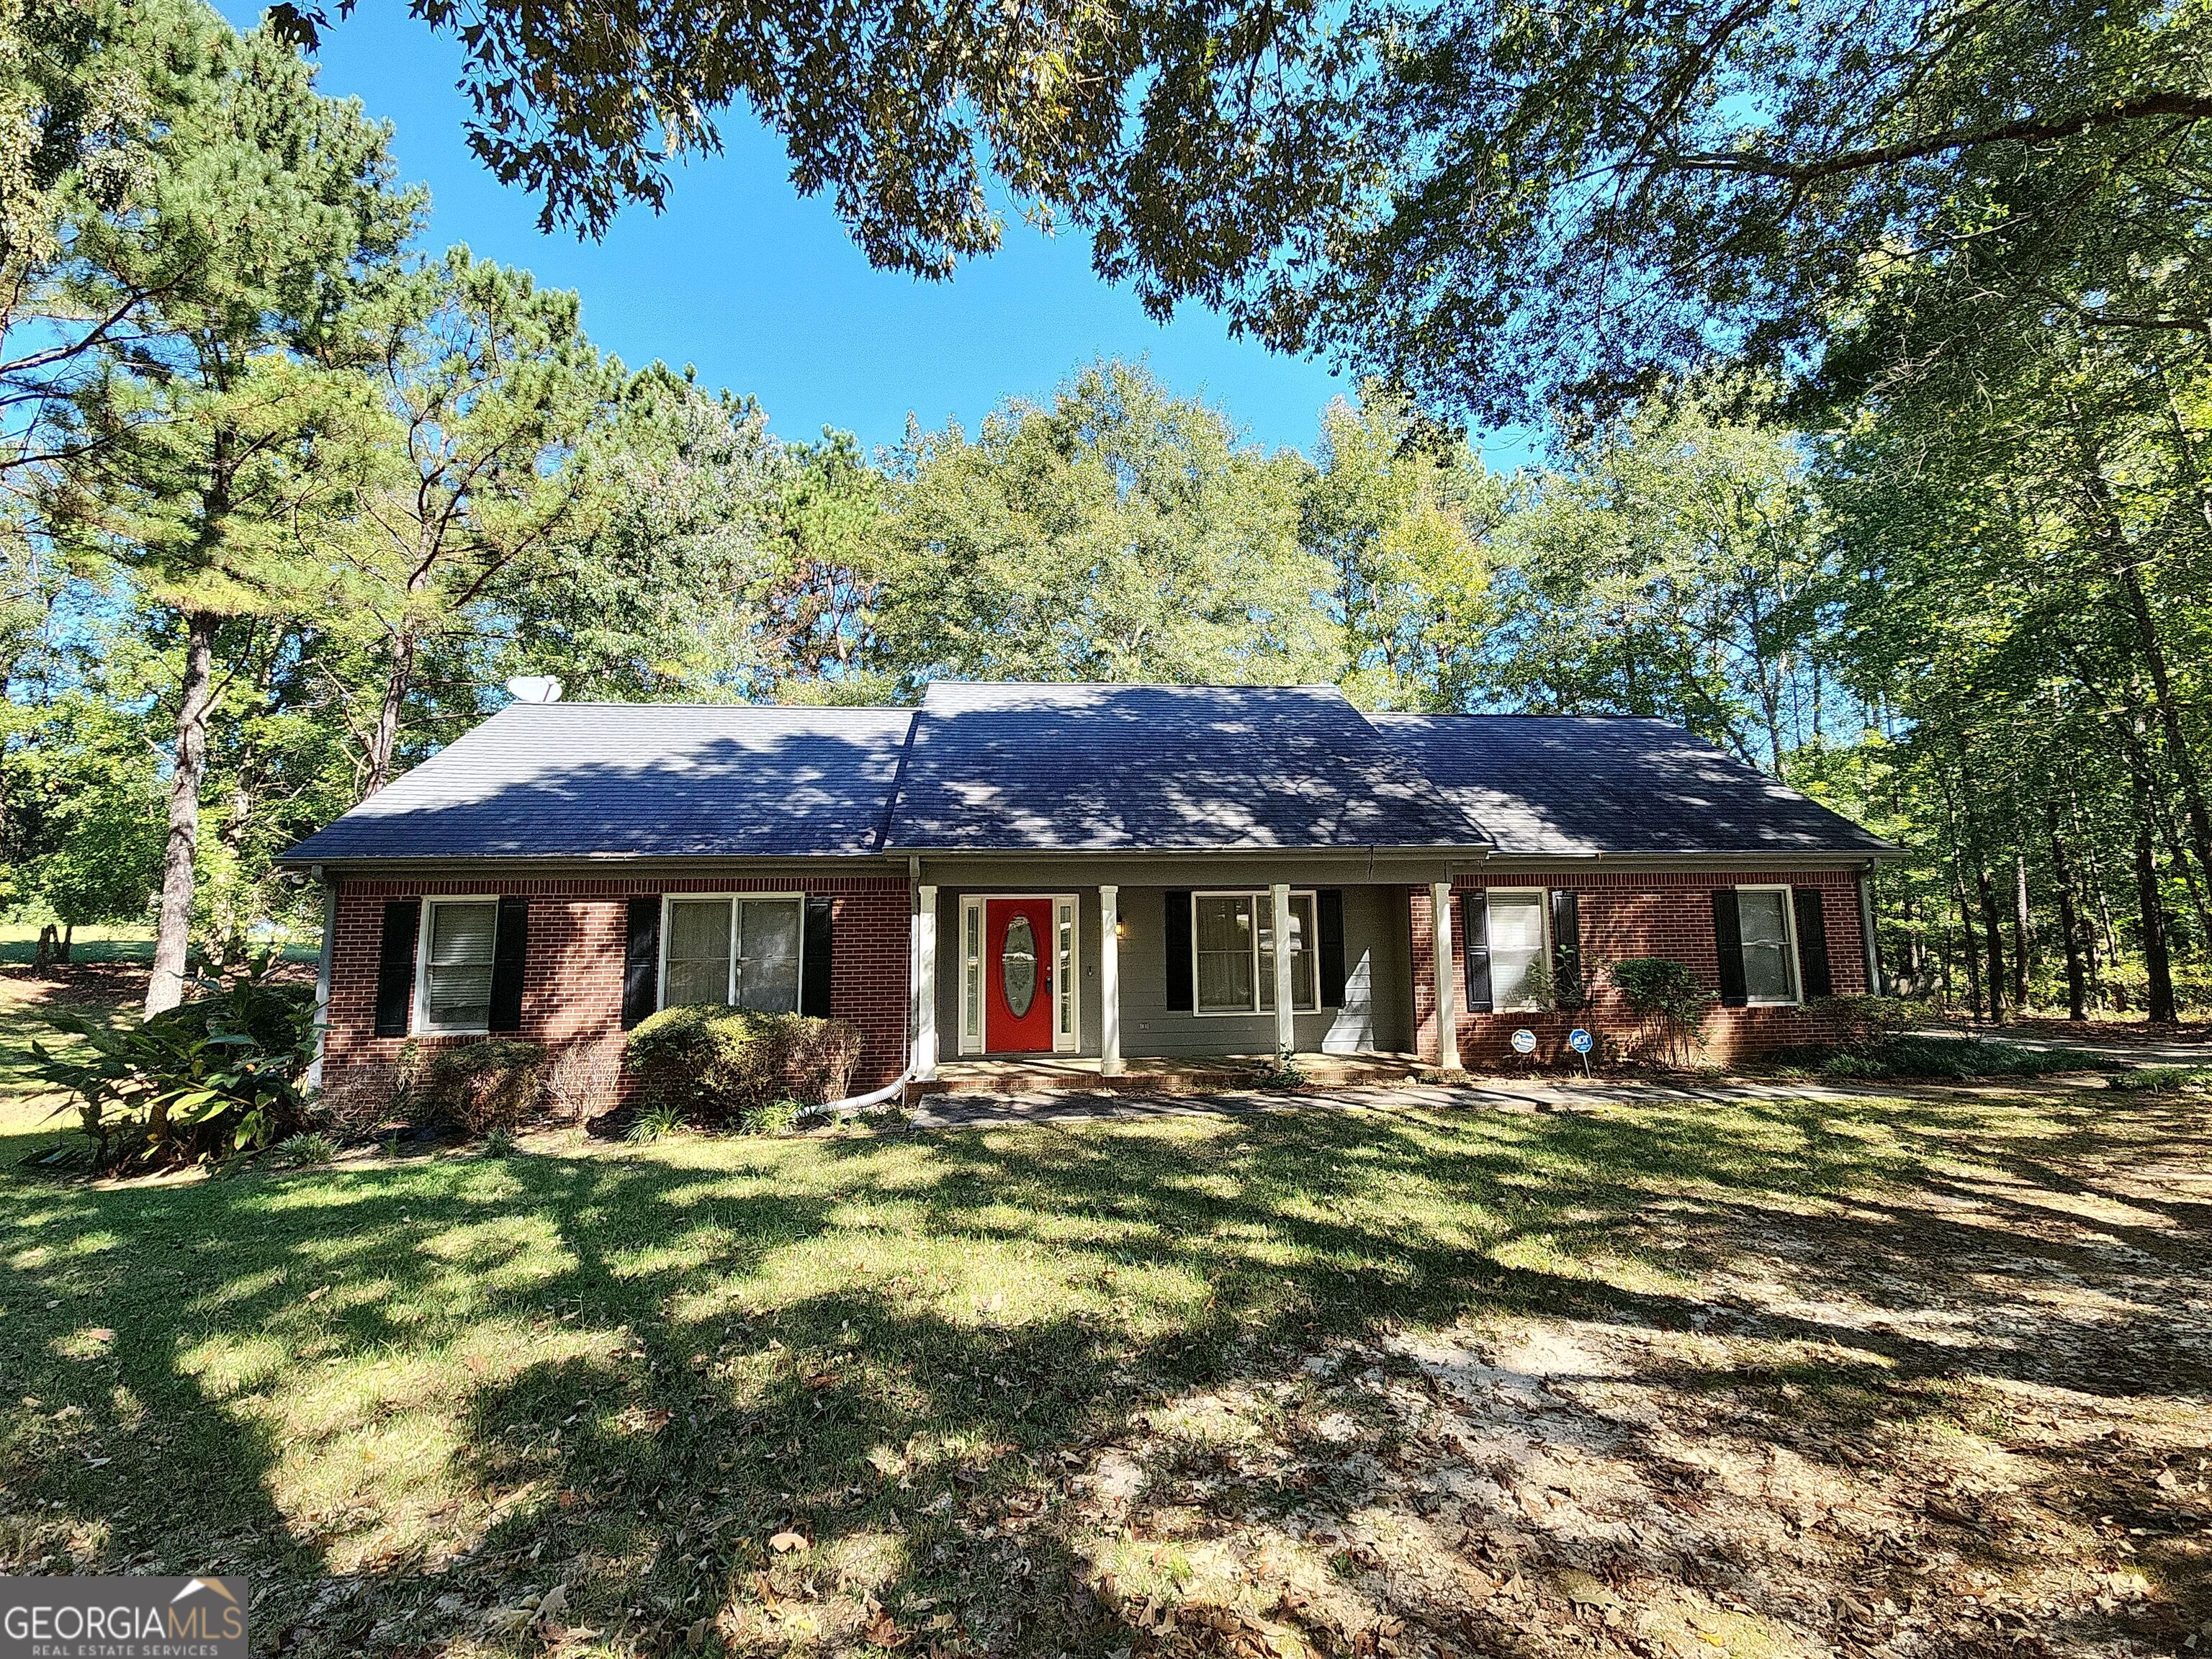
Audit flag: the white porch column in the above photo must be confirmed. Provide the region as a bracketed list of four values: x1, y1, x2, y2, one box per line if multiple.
[1429, 881, 1462, 1070]
[1270, 880, 1296, 1057]
[1099, 884, 1124, 1076]
[913, 884, 939, 1082]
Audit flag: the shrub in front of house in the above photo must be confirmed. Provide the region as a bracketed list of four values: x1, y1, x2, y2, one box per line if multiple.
[29, 974, 318, 1169]
[1608, 958, 1714, 1067]
[624, 1006, 864, 1128]
[416, 1040, 549, 1135]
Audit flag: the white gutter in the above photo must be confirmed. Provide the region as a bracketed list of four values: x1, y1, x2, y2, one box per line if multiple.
[821, 1064, 919, 1119]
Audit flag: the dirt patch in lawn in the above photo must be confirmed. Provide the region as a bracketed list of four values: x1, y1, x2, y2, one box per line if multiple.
[1064, 1102, 2212, 1659]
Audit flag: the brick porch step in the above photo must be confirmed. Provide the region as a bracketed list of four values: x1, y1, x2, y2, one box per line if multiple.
[917, 1053, 1431, 1097]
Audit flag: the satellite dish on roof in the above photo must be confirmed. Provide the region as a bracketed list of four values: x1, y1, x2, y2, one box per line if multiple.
[505, 675, 562, 704]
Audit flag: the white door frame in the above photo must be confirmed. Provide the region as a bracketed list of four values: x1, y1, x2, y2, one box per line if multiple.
[960, 893, 1079, 1056]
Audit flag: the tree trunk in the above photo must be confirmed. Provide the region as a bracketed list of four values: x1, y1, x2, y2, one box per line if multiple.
[145, 611, 217, 1017]
[2069, 410, 2212, 907]
[2011, 852, 2033, 1008]
[1977, 863, 2008, 1021]
[365, 629, 416, 797]
[1953, 861, 1984, 1020]
[58, 922, 72, 963]
[2149, 775, 2212, 950]
[2112, 529, 2212, 904]
[2133, 818, 2178, 1025]
[2045, 804, 2090, 1022]
[2126, 732, 2180, 1024]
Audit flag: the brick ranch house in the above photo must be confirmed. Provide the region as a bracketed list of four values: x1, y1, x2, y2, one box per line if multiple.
[282, 682, 1899, 1097]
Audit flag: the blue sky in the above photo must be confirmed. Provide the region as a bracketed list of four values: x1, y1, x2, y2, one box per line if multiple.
[220, 1, 1377, 458]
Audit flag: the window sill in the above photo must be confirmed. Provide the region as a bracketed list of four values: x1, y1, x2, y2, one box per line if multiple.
[415, 1025, 490, 1038]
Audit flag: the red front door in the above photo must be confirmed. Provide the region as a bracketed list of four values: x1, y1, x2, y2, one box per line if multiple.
[985, 897, 1056, 1053]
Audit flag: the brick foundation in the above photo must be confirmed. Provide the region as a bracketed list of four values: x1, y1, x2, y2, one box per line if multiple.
[1412, 870, 1869, 1068]
[321, 873, 912, 1101]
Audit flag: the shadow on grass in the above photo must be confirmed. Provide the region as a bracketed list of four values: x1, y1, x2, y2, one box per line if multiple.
[0, 1084, 2206, 1655]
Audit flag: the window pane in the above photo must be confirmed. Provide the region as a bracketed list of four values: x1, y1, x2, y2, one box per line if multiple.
[734, 899, 802, 1013]
[1290, 894, 1316, 1010]
[1488, 894, 1545, 1011]
[1197, 948, 1253, 1012]
[667, 899, 732, 961]
[425, 901, 497, 1028]
[1057, 902, 1075, 1039]
[1196, 894, 1255, 1012]
[1257, 894, 1275, 1011]
[666, 899, 732, 1007]
[1195, 895, 1250, 953]
[1738, 890, 1795, 1002]
[964, 904, 981, 1041]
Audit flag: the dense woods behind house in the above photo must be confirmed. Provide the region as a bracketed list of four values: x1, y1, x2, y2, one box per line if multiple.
[4, 0, 2208, 1023]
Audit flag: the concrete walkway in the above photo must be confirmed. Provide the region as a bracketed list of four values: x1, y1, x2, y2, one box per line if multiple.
[903, 1073, 1987, 1130]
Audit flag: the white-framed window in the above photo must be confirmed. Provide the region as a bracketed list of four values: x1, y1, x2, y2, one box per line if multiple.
[1192, 890, 1319, 1015]
[960, 896, 984, 1056]
[1735, 884, 1801, 1004]
[659, 894, 804, 1014]
[1055, 896, 1078, 1047]
[1485, 890, 1550, 1013]
[416, 896, 499, 1035]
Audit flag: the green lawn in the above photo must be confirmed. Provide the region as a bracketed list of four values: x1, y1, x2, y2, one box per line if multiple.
[0, 923, 318, 968]
[1, 994, 2208, 1658]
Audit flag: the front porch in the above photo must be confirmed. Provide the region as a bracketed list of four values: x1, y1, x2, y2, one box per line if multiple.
[907, 870, 1468, 1082]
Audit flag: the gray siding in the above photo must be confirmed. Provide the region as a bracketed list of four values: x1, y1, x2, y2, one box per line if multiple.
[935, 881, 1413, 1058]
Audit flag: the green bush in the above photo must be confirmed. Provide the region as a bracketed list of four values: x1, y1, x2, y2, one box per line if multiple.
[741, 1097, 807, 1136]
[29, 974, 318, 1169]
[272, 1130, 337, 1166]
[415, 1040, 548, 1135]
[624, 1006, 866, 1128]
[1767, 1033, 2105, 1080]
[1609, 958, 1713, 1066]
[625, 1100, 686, 1143]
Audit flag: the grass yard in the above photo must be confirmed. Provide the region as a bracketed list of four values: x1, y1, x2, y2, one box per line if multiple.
[1, 986, 2209, 1659]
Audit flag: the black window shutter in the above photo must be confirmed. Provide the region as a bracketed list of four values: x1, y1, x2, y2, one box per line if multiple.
[1317, 889, 1347, 1008]
[1550, 890, 1583, 1007]
[1792, 886, 1833, 999]
[489, 896, 530, 1031]
[1712, 888, 1748, 1007]
[621, 896, 661, 1029]
[373, 899, 419, 1037]
[801, 894, 835, 1017]
[1465, 892, 1493, 1013]
[1164, 889, 1193, 1012]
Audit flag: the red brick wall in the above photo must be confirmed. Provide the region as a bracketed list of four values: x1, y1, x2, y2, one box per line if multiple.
[322, 873, 911, 1097]
[1411, 870, 1870, 1068]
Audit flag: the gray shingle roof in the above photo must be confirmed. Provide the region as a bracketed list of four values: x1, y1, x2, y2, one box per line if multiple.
[881, 682, 1486, 851]
[282, 688, 1891, 863]
[283, 703, 917, 861]
[1372, 714, 1894, 856]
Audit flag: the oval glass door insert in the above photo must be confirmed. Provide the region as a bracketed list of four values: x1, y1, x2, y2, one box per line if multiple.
[1001, 914, 1038, 1017]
